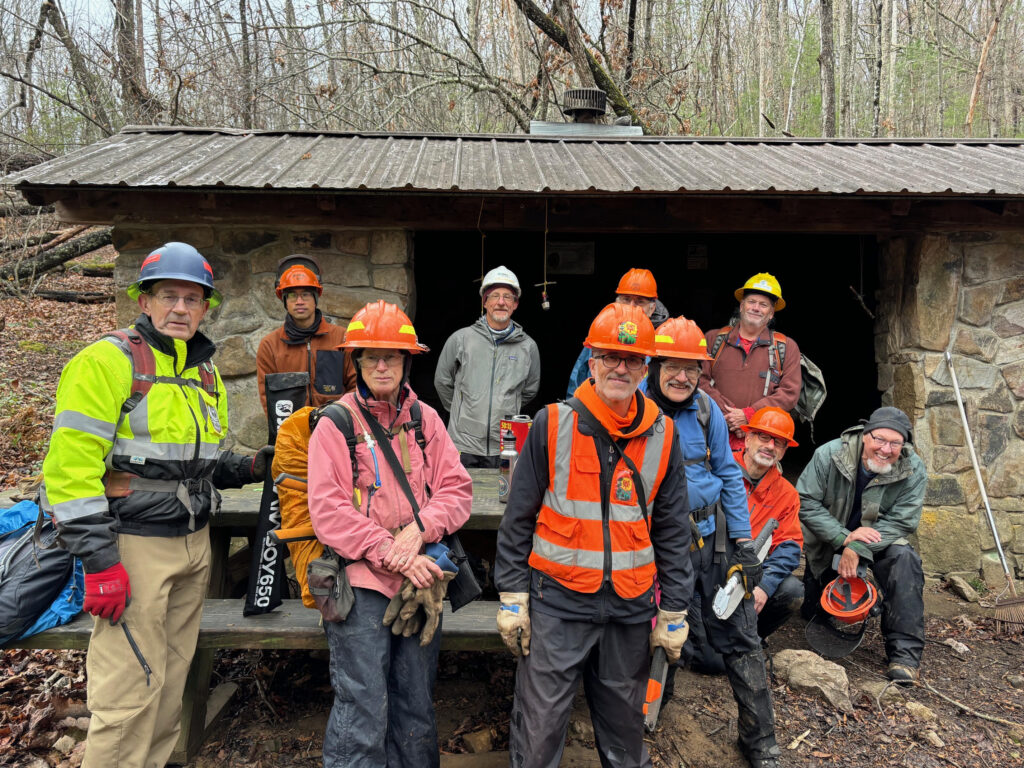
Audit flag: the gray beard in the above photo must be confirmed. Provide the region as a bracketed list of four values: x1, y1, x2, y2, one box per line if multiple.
[864, 457, 895, 475]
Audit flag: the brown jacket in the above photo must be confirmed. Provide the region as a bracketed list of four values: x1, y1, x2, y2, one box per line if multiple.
[256, 318, 356, 412]
[699, 325, 801, 419]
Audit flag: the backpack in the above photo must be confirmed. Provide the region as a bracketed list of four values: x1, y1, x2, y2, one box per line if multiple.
[0, 501, 84, 646]
[709, 326, 827, 435]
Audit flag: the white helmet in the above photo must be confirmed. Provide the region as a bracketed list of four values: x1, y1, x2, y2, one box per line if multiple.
[480, 266, 521, 297]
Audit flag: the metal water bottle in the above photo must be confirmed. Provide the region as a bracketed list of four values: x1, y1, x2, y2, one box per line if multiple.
[499, 445, 518, 503]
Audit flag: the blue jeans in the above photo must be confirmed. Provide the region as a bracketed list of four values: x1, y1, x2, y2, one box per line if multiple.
[323, 587, 442, 768]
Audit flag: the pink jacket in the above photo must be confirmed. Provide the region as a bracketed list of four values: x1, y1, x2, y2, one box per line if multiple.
[308, 385, 473, 598]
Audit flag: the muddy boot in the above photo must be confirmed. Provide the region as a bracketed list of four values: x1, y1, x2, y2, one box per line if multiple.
[724, 649, 782, 768]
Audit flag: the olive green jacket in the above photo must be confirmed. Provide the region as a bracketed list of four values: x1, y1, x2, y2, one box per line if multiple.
[796, 425, 926, 579]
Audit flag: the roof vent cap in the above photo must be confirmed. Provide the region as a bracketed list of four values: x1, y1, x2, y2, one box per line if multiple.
[562, 88, 607, 121]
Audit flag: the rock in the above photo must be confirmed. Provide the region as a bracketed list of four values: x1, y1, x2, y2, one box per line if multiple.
[260, 737, 281, 753]
[1013, 525, 1024, 556]
[945, 575, 980, 602]
[901, 236, 960, 351]
[772, 649, 853, 713]
[981, 551, 1017, 585]
[372, 266, 410, 294]
[963, 238, 1024, 285]
[1015, 408, 1024, 441]
[568, 710, 594, 741]
[321, 286, 404, 320]
[893, 364, 926, 416]
[213, 335, 257, 378]
[53, 734, 79, 755]
[924, 475, 965, 506]
[370, 231, 410, 264]
[1006, 674, 1024, 689]
[905, 701, 938, 723]
[462, 727, 494, 753]
[337, 231, 371, 256]
[995, 334, 1024, 366]
[993, 300, 1024, 338]
[1001, 276, 1024, 305]
[986, 440, 1024, 498]
[858, 680, 905, 706]
[1003, 362, 1024, 399]
[920, 728, 945, 747]
[978, 381, 1015, 413]
[319, 254, 370, 289]
[941, 637, 971, 656]
[927, 406, 964, 446]
[292, 231, 333, 250]
[220, 230, 278, 255]
[954, 327, 1000, 361]
[959, 283, 1003, 326]
[916, 508, 980, 574]
[977, 508, 1013, 550]
[928, 354, 999, 389]
[931, 446, 971, 474]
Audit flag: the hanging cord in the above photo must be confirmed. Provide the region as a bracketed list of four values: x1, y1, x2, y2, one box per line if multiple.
[534, 199, 555, 310]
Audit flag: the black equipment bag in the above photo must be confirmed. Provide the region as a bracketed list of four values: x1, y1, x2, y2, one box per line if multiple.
[0, 519, 73, 644]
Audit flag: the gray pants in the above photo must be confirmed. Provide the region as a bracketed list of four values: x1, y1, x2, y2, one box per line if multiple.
[510, 609, 650, 768]
[323, 587, 441, 768]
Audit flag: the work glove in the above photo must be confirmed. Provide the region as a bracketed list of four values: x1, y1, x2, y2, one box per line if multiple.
[250, 445, 275, 482]
[729, 539, 763, 594]
[650, 608, 689, 663]
[383, 580, 425, 638]
[83, 563, 132, 623]
[396, 570, 457, 646]
[496, 592, 531, 657]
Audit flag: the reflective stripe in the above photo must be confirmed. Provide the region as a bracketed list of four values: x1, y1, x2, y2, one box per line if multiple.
[127, 394, 150, 442]
[549, 407, 575, 499]
[108, 439, 220, 462]
[532, 538, 603, 569]
[53, 410, 117, 441]
[50, 495, 107, 523]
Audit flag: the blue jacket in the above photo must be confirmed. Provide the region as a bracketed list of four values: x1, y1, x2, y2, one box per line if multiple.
[641, 384, 750, 540]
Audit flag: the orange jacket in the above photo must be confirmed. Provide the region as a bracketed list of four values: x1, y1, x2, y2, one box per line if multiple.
[272, 406, 321, 608]
[528, 401, 674, 599]
[256, 318, 356, 413]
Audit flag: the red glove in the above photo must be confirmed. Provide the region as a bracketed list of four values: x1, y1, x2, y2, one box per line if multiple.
[83, 563, 132, 623]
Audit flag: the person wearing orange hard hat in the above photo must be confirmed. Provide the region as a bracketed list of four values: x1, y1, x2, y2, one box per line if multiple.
[496, 303, 692, 768]
[643, 318, 782, 768]
[700, 272, 802, 452]
[307, 301, 472, 767]
[566, 267, 670, 397]
[256, 254, 356, 415]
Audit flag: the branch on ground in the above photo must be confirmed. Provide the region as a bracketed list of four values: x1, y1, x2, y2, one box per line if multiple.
[0, 228, 113, 283]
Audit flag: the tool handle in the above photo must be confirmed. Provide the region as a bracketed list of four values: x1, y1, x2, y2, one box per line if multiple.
[752, 518, 779, 560]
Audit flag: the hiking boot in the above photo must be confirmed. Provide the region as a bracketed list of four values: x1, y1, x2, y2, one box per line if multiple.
[886, 662, 919, 684]
[738, 741, 782, 768]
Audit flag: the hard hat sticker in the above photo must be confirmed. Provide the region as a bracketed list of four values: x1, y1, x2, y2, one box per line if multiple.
[753, 280, 773, 291]
[617, 321, 638, 345]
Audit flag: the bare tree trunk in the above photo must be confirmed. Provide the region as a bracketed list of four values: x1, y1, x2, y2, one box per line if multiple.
[879, 0, 894, 135]
[240, 0, 254, 129]
[818, 0, 836, 136]
[966, 0, 1011, 136]
[871, 0, 882, 136]
[625, 0, 638, 83]
[0, 228, 113, 283]
[135, 0, 146, 92]
[836, 0, 851, 135]
[43, 0, 113, 134]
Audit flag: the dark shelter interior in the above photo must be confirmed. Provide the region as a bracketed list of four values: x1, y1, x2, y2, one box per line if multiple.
[409, 231, 880, 474]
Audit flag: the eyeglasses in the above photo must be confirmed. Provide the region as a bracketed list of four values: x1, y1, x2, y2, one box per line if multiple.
[594, 354, 646, 371]
[752, 431, 788, 449]
[285, 290, 316, 302]
[359, 352, 404, 369]
[486, 292, 517, 303]
[616, 295, 653, 307]
[150, 292, 206, 309]
[662, 361, 701, 378]
[867, 432, 904, 451]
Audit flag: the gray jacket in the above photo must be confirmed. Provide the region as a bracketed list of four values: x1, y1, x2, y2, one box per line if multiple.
[434, 317, 541, 457]
[796, 425, 926, 579]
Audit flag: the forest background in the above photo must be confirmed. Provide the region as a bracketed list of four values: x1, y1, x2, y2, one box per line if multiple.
[0, 0, 1022, 163]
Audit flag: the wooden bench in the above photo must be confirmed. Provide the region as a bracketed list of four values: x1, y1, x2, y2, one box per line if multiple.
[2, 468, 507, 762]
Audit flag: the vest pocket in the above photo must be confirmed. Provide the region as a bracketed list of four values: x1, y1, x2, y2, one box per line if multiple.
[536, 510, 580, 569]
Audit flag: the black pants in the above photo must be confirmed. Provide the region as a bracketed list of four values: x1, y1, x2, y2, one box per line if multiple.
[802, 543, 925, 667]
[685, 573, 803, 675]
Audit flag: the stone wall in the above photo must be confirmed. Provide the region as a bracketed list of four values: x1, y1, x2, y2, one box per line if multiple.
[875, 232, 1024, 585]
[111, 226, 414, 452]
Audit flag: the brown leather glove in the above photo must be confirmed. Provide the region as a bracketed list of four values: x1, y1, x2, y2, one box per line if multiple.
[397, 571, 456, 646]
[383, 583, 426, 638]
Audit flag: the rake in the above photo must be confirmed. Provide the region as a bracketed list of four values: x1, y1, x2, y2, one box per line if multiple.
[946, 351, 1024, 633]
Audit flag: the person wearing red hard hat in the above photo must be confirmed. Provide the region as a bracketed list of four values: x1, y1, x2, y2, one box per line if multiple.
[797, 406, 926, 684]
[434, 265, 540, 467]
[307, 301, 472, 767]
[700, 272, 803, 451]
[643, 318, 782, 768]
[41, 242, 268, 768]
[496, 302, 692, 768]
[565, 267, 670, 397]
[256, 254, 356, 415]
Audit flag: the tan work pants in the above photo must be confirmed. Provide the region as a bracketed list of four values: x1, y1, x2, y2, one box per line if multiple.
[82, 526, 210, 768]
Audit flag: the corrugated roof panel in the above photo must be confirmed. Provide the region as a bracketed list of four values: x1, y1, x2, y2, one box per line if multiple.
[6, 128, 1024, 196]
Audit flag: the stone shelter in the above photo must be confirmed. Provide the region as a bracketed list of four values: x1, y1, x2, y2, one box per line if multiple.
[5, 127, 1024, 586]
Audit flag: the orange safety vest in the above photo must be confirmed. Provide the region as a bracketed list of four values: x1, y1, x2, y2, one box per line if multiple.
[528, 402, 674, 599]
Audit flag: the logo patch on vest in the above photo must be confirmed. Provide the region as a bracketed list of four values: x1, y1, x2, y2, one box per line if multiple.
[130, 456, 146, 465]
[614, 470, 635, 503]
[617, 321, 638, 345]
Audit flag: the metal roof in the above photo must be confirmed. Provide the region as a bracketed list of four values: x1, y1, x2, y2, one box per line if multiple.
[6, 126, 1024, 197]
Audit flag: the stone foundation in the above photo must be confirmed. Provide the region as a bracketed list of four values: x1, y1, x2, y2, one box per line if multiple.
[876, 232, 1024, 583]
[111, 226, 414, 451]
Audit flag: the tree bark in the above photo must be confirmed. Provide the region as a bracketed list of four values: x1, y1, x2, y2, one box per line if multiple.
[818, 0, 836, 136]
[43, 0, 114, 134]
[29, 290, 114, 304]
[0, 228, 113, 282]
[966, 0, 1012, 136]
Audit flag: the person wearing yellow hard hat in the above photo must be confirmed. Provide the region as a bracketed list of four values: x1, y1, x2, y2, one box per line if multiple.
[566, 267, 671, 397]
[699, 272, 802, 452]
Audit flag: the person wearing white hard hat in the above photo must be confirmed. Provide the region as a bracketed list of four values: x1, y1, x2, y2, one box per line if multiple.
[434, 266, 541, 467]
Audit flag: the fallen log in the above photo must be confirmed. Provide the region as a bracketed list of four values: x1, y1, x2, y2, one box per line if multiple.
[0, 227, 112, 282]
[80, 266, 113, 278]
[0, 203, 55, 217]
[31, 290, 114, 304]
[1, 232, 59, 251]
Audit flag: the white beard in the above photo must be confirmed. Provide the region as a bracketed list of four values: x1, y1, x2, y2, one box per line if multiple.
[751, 452, 775, 469]
[864, 457, 895, 475]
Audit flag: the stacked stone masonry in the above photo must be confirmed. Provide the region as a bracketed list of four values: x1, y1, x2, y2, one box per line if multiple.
[876, 232, 1024, 584]
[111, 226, 414, 452]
